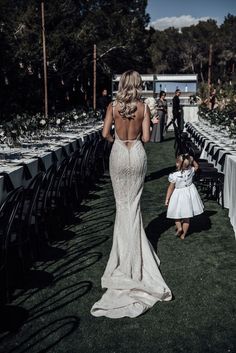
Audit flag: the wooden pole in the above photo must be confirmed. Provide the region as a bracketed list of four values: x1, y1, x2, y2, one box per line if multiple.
[41, 1, 48, 118]
[93, 44, 96, 110]
[207, 44, 213, 95]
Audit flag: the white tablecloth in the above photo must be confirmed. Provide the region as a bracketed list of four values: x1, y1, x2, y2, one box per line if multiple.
[0, 124, 103, 204]
[182, 105, 199, 123]
[223, 155, 236, 236]
[185, 122, 236, 239]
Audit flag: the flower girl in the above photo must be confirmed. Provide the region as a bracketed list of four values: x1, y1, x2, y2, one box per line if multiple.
[165, 154, 204, 239]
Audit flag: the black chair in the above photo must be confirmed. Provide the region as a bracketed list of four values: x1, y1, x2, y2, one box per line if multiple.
[17, 171, 45, 266]
[34, 164, 57, 246]
[179, 125, 224, 207]
[0, 187, 23, 303]
[45, 158, 70, 237]
[184, 142, 201, 160]
[173, 121, 185, 157]
[94, 138, 107, 177]
[82, 139, 96, 185]
[60, 153, 81, 223]
[87, 136, 101, 183]
[76, 140, 94, 197]
[195, 167, 224, 207]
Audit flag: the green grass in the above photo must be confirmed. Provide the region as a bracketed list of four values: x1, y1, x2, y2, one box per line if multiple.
[0, 133, 235, 353]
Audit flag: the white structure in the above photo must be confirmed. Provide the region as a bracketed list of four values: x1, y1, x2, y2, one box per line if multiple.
[112, 74, 154, 98]
[112, 74, 199, 123]
[112, 74, 198, 104]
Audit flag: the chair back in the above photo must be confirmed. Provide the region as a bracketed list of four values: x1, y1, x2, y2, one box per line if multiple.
[0, 187, 23, 260]
[20, 172, 45, 231]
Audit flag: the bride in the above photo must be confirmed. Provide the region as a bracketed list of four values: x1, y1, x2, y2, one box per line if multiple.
[91, 70, 172, 318]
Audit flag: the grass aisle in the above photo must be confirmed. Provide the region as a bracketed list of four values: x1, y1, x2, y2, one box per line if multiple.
[0, 134, 235, 353]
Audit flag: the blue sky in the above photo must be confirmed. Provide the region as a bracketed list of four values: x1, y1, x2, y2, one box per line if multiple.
[146, 0, 236, 30]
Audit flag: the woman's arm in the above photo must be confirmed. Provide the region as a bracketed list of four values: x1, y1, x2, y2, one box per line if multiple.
[102, 103, 114, 143]
[142, 105, 151, 143]
[165, 183, 175, 206]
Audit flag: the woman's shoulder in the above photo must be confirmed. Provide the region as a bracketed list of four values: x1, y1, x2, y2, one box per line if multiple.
[110, 100, 120, 114]
[107, 101, 114, 110]
[137, 100, 148, 114]
[110, 100, 118, 107]
[137, 100, 145, 107]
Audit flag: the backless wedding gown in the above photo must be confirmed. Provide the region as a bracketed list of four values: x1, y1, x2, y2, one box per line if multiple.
[91, 107, 172, 318]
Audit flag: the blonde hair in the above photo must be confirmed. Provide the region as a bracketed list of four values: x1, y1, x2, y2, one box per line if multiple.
[176, 154, 193, 172]
[115, 70, 142, 119]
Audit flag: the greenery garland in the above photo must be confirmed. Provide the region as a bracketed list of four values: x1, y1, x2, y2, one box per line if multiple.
[0, 109, 102, 145]
[198, 103, 236, 137]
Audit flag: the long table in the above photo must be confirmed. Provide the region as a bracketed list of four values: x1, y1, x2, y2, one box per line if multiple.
[185, 122, 236, 238]
[0, 124, 103, 204]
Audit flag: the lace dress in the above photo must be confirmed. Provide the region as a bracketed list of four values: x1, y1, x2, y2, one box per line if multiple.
[91, 124, 172, 319]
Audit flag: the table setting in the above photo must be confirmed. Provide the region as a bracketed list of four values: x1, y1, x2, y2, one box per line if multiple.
[185, 119, 236, 238]
[0, 119, 103, 204]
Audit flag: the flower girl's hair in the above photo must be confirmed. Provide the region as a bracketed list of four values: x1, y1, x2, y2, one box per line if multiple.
[115, 70, 142, 119]
[176, 154, 193, 172]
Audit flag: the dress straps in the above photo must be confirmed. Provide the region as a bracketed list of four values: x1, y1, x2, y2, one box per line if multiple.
[112, 102, 115, 120]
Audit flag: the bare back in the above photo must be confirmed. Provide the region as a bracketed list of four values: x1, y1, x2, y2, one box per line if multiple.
[114, 101, 147, 140]
[102, 100, 150, 145]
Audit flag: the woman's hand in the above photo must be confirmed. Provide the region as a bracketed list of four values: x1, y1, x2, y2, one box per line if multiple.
[152, 116, 159, 124]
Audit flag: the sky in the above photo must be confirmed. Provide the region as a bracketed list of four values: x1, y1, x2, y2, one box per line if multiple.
[146, 0, 236, 30]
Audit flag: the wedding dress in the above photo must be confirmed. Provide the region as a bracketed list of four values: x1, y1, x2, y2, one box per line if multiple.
[91, 123, 172, 319]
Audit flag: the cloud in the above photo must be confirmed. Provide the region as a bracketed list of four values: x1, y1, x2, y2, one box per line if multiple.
[149, 15, 218, 31]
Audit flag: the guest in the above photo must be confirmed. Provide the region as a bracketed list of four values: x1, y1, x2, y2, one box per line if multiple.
[150, 90, 167, 142]
[172, 89, 182, 131]
[209, 88, 216, 110]
[97, 88, 110, 119]
[145, 94, 158, 141]
[165, 154, 204, 240]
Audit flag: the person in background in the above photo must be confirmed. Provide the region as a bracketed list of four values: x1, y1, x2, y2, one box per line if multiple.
[172, 89, 182, 131]
[145, 93, 159, 141]
[150, 90, 167, 143]
[97, 88, 110, 119]
[209, 88, 216, 110]
[165, 154, 204, 240]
